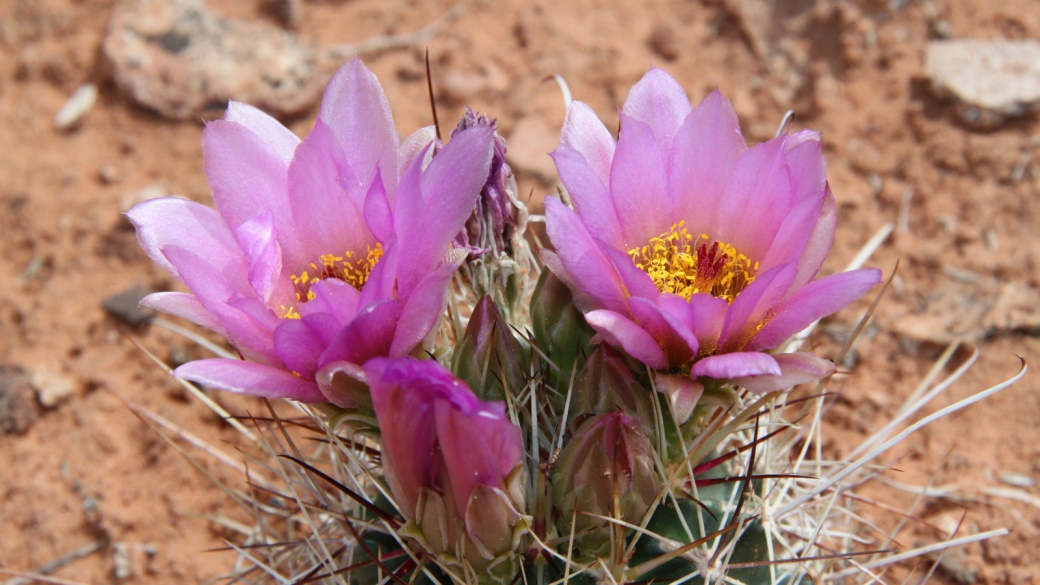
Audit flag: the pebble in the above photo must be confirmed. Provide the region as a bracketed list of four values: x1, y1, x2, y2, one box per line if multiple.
[54, 83, 98, 131]
[0, 365, 37, 435]
[102, 284, 157, 328]
[926, 39, 1040, 128]
[33, 366, 76, 408]
[647, 23, 681, 61]
[118, 184, 168, 213]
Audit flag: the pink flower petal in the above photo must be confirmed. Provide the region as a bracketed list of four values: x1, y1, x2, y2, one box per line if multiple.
[718, 262, 798, 353]
[791, 188, 837, 292]
[550, 146, 623, 247]
[713, 138, 794, 262]
[545, 198, 631, 315]
[286, 118, 373, 264]
[669, 89, 746, 239]
[733, 352, 835, 393]
[622, 67, 692, 153]
[319, 298, 401, 368]
[691, 352, 781, 379]
[298, 279, 360, 322]
[390, 261, 459, 357]
[560, 100, 616, 186]
[610, 114, 670, 246]
[745, 268, 882, 352]
[225, 101, 300, 165]
[176, 358, 324, 402]
[163, 245, 280, 365]
[202, 120, 294, 239]
[629, 297, 698, 367]
[585, 310, 668, 370]
[398, 126, 494, 294]
[128, 197, 249, 291]
[757, 191, 825, 273]
[140, 292, 227, 336]
[318, 58, 400, 196]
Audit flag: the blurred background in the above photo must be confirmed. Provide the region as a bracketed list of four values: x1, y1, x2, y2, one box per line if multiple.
[0, 0, 1038, 582]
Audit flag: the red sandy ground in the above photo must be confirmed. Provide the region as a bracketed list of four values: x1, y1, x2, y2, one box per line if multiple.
[0, 0, 1038, 582]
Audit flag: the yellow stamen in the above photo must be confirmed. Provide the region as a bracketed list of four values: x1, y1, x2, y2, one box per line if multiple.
[627, 221, 757, 303]
[283, 242, 384, 319]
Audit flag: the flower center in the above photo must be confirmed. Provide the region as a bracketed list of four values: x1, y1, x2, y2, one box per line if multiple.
[281, 243, 384, 319]
[627, 221, 758, 303]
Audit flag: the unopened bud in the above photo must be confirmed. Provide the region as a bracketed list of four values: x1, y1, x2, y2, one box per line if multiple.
[367, 357, 527, 576]
[552, 411, 659, 556]
[531, 270, 594, 388]
[452, 296, 528, 401]
[573, 344, 655, 441]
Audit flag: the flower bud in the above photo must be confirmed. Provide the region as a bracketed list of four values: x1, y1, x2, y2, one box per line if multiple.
[451, 109, 531, 324]
[367, 357, 527, 576]
[573, 344, 655, 441]
[451, 296, 528, 401]
[531, 270, 594, 388]
[551, 411, 660, 556]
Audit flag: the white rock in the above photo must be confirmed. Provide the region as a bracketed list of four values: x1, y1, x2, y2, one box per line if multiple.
[119, 184, 170, 213]
[54, 83, 98, 131]
[33, 367, 76, 408]
[926, 39, 1040, 127]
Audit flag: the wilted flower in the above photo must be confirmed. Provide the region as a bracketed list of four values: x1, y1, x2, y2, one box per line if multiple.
[129, 59, 494, 405]
[451, 108, 531, 323]
[544, 67, 881, 393]
[552, 411, 659, 556]
[366, 357, 526, 576]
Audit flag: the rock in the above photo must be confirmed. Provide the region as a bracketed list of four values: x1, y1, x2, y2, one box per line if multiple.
[103, 0, 322, 119]
[891, 278, 1040, 344]
[54, 83, 98, 131]
[33, 366, 76, 408]
[506, 116, 558, 183]
[0, 365, 37, 436]
[925, 39, 1040, 128]
[103, 284, 157, 327]
[102, 0, 459, 119]
[118, 184, 168, 213]
[647, 23, 681, 61]
[261, 0, 301, 29]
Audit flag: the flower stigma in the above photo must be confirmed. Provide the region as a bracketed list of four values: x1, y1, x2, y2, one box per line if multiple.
[281, 243, 384, 319]
[627, 221, 758, 303]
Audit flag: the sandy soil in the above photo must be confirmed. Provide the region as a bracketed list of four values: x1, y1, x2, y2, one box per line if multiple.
[0, 0, 1038, 582]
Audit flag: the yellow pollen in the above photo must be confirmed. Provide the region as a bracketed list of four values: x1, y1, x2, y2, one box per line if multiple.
[627, 221, 758, 303]
[283, 243, 384, 319]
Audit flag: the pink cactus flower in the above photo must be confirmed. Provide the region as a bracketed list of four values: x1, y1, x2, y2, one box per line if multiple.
[129, 59, 494, 405]
[544, 68, 881, 395]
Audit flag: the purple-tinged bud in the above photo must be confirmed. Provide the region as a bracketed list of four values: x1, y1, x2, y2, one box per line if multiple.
[551, 412, 660, 556]
[452, 296, 528, 401]
[573, 344, 655, 441]
[451, 108, 531, 323]
[531, 270, 594, 388]
[366, 357, 527, 575]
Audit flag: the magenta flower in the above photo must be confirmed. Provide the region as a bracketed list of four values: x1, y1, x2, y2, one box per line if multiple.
[129, 59, 494, 405]
[544, 68, 881, 393]
[366, 357, 525, 566]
